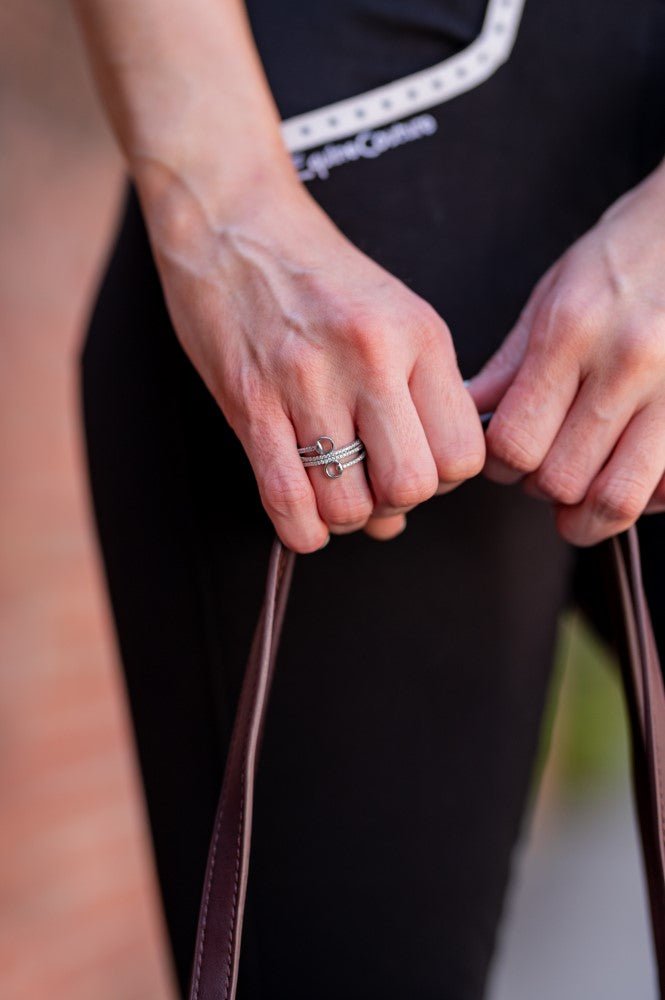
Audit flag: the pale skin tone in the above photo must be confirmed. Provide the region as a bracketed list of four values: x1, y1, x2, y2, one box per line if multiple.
[72, 0, 665, 554]
[469, 165, 665, 545]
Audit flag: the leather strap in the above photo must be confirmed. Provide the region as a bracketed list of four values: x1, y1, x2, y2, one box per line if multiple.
[611, 528, 665, 994]
[189, 540, 295, 1000]
[189, 527, 665, 999]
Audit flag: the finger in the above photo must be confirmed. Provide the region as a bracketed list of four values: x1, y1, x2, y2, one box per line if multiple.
[290, 407, 374, 535]
[357, 382, 438, 517]
[244, 411, 330, 553]
[556, 404, 665, 546]
[645, 472, 665, 514]
[364, 513, 407, 540]
[409, 334, 485, 493]
[522, 373, 638, 506]
[482, 295, 583, 485]
[467, 262, 561, 414]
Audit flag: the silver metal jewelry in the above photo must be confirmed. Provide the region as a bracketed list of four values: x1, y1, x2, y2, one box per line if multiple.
[298, 436, 366, 478]
[300, 438, 362, 466]
[322, 450, 366, 479]
[297, 436, 335, 457]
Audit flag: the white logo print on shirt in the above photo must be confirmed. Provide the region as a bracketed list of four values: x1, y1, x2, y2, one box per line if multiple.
[292, 113, 438, 182]
[280, 0, 526, 181]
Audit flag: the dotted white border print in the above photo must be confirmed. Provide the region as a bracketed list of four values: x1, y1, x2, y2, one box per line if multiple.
[281, 0, 527, 154]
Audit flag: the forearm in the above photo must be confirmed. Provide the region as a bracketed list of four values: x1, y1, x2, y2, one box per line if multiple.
[71, 0, 487, 554]
[71, 0, 300, 220]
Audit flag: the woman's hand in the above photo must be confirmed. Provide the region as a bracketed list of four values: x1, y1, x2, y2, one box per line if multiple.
[141, 165, 485, 552]
[468, 163, 665, 546]
[72, 0, 484, 555]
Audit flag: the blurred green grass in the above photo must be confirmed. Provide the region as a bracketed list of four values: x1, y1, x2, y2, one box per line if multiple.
[537, 612, 630, 797]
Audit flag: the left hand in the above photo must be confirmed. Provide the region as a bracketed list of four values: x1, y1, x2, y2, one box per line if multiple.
[468, 161, 665, 546]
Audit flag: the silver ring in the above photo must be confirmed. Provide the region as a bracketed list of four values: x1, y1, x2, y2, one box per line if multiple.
[298, 436, 367, 478]
[300, 438, 363, 466]
[323, 451, 366, 478]
[297, 436, 335, 457]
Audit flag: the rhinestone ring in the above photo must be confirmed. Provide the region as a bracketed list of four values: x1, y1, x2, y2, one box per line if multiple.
[298, 436, 367, 479]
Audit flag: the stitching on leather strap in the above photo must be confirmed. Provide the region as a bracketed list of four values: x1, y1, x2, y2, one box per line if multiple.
[222, 771, 246, 999]
[191, 716, 243, 999]
[192, 542, 292, 999]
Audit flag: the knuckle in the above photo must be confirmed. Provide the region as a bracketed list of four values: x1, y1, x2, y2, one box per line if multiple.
[262, 472, 312, 519]
[337, 320, 388, 379]
[438, 448, 485, 483]
[591, 479, 645, 525]
[487, 419, 542, 473]
[383, 467, 438, 508]
[338, 306, 379, 344]
[616, 321, 665, 374]
[412, 305, 451, 351]
[535, 464, 587, 505]
[353, 325, 390, 373]
[553, 297, 588, 335]
[337, 304, 428, 387]
[545, 290, 597, 346]
[322, 491, 373, 528]
[277, 342, 326, 396]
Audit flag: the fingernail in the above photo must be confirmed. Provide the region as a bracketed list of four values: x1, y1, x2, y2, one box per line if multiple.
[319, 535, 331, 549]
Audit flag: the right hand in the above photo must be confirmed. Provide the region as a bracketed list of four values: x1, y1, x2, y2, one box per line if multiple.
[140, 167, 485, 553]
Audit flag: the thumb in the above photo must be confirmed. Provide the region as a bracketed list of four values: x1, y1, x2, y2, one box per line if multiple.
[466, 260, 561, 414]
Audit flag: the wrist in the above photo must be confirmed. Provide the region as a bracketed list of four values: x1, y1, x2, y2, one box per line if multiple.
[133, 135, 302, 218]
[133, 148, 322, 270]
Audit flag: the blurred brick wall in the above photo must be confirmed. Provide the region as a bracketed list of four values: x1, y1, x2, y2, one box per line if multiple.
[0, 2, 176, 997]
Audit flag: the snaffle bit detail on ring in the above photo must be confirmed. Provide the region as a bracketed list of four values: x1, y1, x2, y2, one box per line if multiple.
[298, 436, 367, 479]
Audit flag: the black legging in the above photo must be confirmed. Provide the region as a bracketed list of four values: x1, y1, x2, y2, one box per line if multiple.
[80, 2, 665, 996]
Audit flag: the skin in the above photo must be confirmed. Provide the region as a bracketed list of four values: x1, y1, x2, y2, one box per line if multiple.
[469, 163, 665, 546]
[71, 0, 485, 553]
[71, 0, 665, 552]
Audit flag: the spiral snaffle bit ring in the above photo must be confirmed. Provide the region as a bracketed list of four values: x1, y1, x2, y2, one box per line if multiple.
[298, 436, 367, 479]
